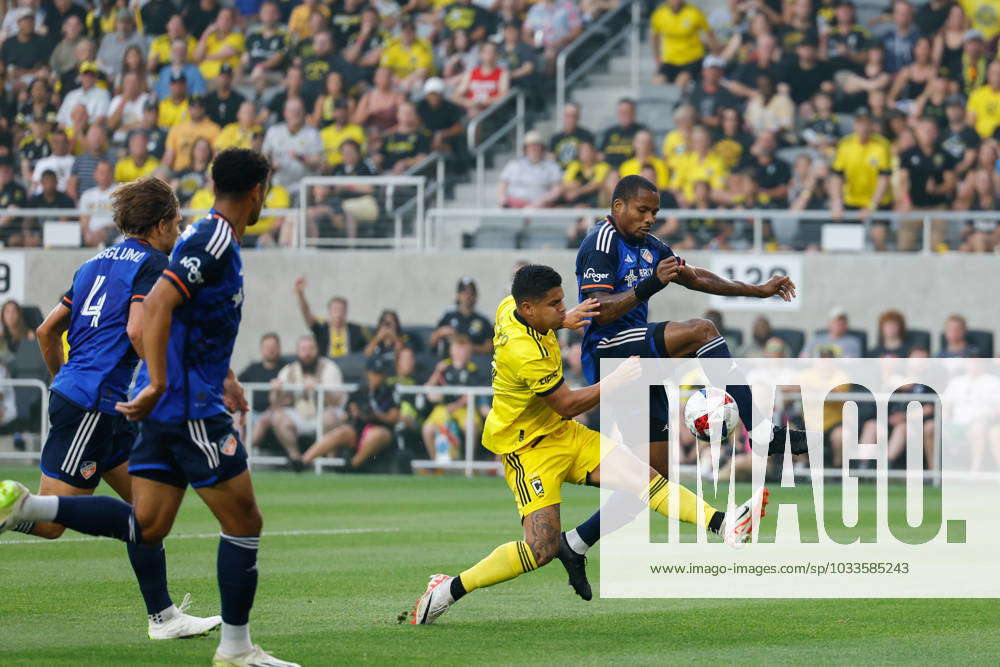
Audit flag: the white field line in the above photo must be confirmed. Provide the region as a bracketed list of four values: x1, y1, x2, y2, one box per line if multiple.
[0, 527, 399, 546]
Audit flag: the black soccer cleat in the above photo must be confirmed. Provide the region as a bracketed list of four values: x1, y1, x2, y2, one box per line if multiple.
[556, 532, 592, 601]
[767, 424, 810, 456]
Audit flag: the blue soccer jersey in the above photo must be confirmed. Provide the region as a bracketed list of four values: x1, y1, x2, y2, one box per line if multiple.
[50, 238, 167, 414]
[575, 217, 680, 383]
[135, 210, 244, 422]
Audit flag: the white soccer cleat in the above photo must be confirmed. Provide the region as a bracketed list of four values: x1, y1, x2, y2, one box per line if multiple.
[212, 645, 300, 667]
[720, 486, 769, 548]
[0, 480, 29, 534]
[408, 573, 454, 625]
[148, 593, 222, 640]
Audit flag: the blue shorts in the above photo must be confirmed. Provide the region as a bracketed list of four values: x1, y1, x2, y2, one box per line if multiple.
[129, 414, 248, 489]
[40, 392, 134, 489]
[586, 322, 671, 438]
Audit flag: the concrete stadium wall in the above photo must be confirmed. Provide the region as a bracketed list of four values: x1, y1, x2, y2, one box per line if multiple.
[23, 249, 999, 369]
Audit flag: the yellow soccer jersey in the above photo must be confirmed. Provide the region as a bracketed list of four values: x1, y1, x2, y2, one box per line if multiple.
[114, 156, 160, 182]
[618, 155, 670, 189]
[960, 0, 1000, 39]
[967, 84, 1000, 138]
[669, 150, 728, 200]
[482, 296, 565, 455]
[832, 133, 892, 207]
[380, 38, 434, 79]
[650, 2, 709, 66]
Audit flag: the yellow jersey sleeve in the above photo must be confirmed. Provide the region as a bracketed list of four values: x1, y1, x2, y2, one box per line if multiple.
[520, 355, 564, 397]
[563, 161, 581, 183]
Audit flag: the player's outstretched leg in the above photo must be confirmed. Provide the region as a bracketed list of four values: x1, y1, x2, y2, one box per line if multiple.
[404, 505, 558, 625]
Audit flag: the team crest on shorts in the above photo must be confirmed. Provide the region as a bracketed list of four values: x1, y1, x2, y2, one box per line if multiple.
[529, 473, 545, 498]
[641, 249, 654, 263]
[220, 435, 238, 456]
[79, 461, 97, 480]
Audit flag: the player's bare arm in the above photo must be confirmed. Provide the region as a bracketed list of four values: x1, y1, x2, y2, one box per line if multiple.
[116, 276, 184, 421]
[539, 356, 641, 418]
[35, 303, 71, 378]
[675, 263, 797, 301]
[586, 257, 683, 326]
[125, 301, 147, 358]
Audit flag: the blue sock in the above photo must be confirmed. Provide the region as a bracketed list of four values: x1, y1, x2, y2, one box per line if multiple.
[218, 534, 259, 626]
[54, 495, 141, 543]
[127, 543, 173, 617]
[575, 509, 602, 547]
[696, 336, 757, 430]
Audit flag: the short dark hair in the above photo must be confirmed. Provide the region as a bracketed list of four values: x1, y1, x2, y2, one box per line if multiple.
[260, 331, 280, 345]
[612, 174, 657, 203]
[212, 148, 270, 197]
[511, 264, 562, 304]
[111, 176, 179, 237]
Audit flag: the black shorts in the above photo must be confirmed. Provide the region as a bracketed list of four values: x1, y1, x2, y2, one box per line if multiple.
[129, 413, 248, 489]
[659, 60, 701, 82]
[40, 392, 134, 489]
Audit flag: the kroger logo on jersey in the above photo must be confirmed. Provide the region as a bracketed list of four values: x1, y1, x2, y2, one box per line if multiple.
[583, 268, 610, 281]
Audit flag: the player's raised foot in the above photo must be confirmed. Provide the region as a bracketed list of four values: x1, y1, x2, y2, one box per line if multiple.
[0, 480, 29, 533]
[718, 487, 769, 549]
[212, 644, 299, 667]
[766, 424, 812, 456]
[405, 573, 454, 625]
[149, 593, 222, 640]
[556, 532, 592, 601]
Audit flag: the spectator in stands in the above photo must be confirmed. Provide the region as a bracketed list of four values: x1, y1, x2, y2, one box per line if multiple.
[957, 143, 1000, 251]
[599, 98, 646, 168]
[780, 37, 835, 106]
[135, 102, 168, 159]
[941, 93, 980, 176]
[353, 66, 405, 136]
[745, 74, 794, 135]
[57, 61, 110, 129]
[497, 129, 563, 208]
[114, 131, 159, 183]
[157, 72, 190, 130]
[661, 103, 695, 166]
[294, 277, 367, 357]
[727, 31, 782, 98]
[328, 139, 379, 230]
[51, 13, 85, 76]
[430, 276, 493, 356]
[524, 0, 582, 73]
[498, 18, 540, 97]
[148, 14, 196, 74]
[204, 64, 245, 128]
[455, 41, 509, 118]
[163, 95, 221, 174]
[421, 334, 486, 460]
[364, 310, 411, 361]
[690, 55, 739, 129]
[244, 1, 288, 95]
[195, 6, 244, 80]
[823, 0, 869, 72]
[0, 299, 35, 361]
[550, 102, 595, 168]
[835, 43, 891, 112]
[417, 77, 468, 172]
[617, 130, 669, 189]
[829, 107, 892, 224]
[938, 314, 982, 357]
[0, 159, 27, 247]
[155, 38, 207, 100]
[95, 10, 143, 79]
[108, 71, 148, 145]
[288, 0, 328, 41]
[650, 0, 716, 89]
[342, 4, 386, 69]
[23, 170, 71, 246]
[19, 114, 52, 186]
[68, 125, 110, 201]
[300, 30, 358, 103]
[262, 97, 322, 188]
[270, 333, 345, 469]
[669, 125, 728, 206]
[748, 130, 792, 207]
[31, 130, 73, 195]
[888, 37, 936, 113]
[800, 91, 841, 156]
[303, 183, 355, 239]
[184, 0, 221, 39]
[739, 315, 774, 357]
[882, 0, 919, 74]
[559, 139, 610, 207]
[174, 137, 214, 205]
[377, 102, 430, 174]
[310, 70, 349, 128]
[380, 17, 432, 93]
[870, 309, 911, 357]
[216, 100, 263, 152]
[302, 355, 399, 471]
[802, 306, 863, 357]
[967, 60, 1000, 139]
[2, 13, 47, 85]
[79, 160, 116, 247]
[245, 179, 292, 248]
[897, 116, 956, 251]
[239, 332, 284, 453]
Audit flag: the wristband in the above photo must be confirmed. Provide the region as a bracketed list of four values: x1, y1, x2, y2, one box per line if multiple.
[634, 273, 667, 302]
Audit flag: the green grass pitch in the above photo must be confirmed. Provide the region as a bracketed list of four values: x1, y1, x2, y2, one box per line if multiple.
[1, 465, 999, 665]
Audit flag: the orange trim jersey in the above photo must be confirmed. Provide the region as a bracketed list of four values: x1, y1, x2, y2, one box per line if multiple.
[481, 296, 566, 455]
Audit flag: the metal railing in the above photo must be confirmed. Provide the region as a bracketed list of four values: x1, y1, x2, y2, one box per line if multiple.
[556, 0, 642, 120]
[426, 207, 999, 254]
[0, 379, 51, 461]
[467, 89, 526, 209]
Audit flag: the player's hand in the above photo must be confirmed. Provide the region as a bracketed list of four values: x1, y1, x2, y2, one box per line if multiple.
[115, 385, 164, 422]
[602, 355, 642, 393]
[563, 298, 599, 330]
[655, 257, 682, 285]
[757, 275, 796, 301]
[294, 276, 306, 294]
[223, 374, 249, 415]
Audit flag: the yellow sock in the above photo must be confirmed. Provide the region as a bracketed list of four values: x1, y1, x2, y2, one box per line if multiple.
[644, 474, 718, 529]
[458, 541, 537, 593]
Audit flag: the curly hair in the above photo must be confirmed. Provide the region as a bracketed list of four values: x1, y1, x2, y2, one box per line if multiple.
[110, 176, 179, 237]
[212, 148, 271, 196]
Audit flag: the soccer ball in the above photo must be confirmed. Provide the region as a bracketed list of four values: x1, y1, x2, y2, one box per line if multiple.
[684, 387, 740, 442]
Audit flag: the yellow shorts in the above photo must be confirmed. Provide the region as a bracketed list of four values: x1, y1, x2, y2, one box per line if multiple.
[501, 420, 601, 518]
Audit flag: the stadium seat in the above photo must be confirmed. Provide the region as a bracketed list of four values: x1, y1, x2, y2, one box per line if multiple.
[403, 326, 434, 353]
[9, 342, 48, 435]
[771, 327, 805, 357]
[812, 328, 868, 356]
[470, 224, 520, 249]
[334, 352, 368, 384]
[721, 327, 744, 349]
[520, 225, 568, 249]
[906, 329, 931, 353]
[937, 330, 994, 358]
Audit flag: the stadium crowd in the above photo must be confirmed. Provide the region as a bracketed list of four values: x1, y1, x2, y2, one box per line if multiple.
[497, 0, 1000, 252]
[0, 0, 619, 248]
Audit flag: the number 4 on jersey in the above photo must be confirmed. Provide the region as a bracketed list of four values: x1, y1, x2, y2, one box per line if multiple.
[81, 275, 107, 327]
